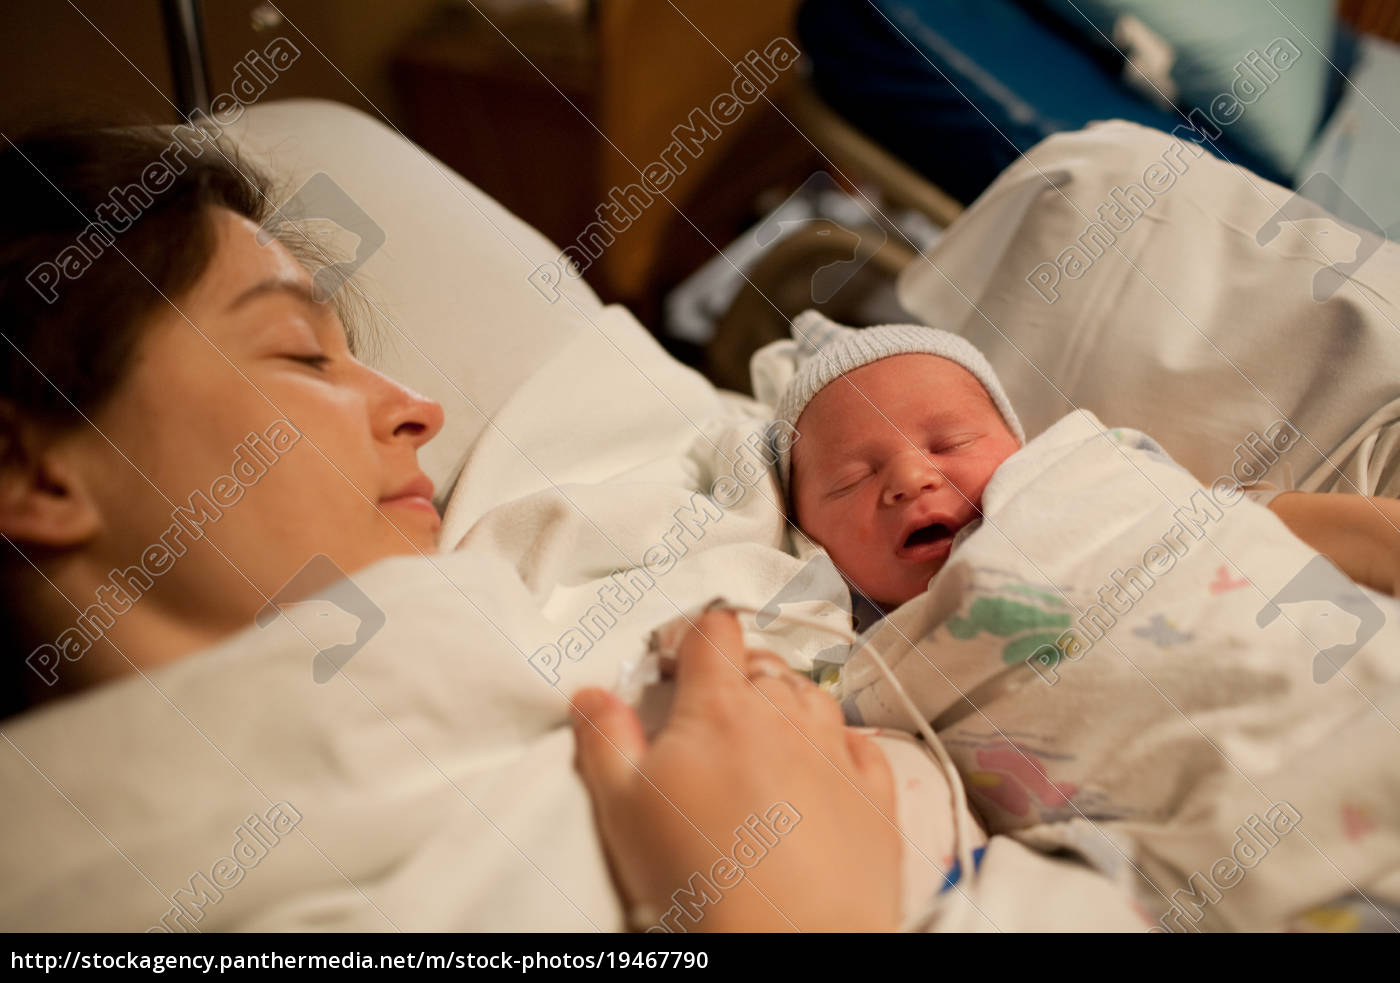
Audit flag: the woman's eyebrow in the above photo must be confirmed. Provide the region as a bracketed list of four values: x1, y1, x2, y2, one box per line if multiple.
[226, 277, 320, 313]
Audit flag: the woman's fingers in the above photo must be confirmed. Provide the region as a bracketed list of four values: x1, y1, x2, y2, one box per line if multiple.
[670, 610, 750, 713]
[743, 650, 799, 685]
[568, 617, 906, 933]
[844, 729, 896, 816]
[667, 610, 852, 753]
[739, 644, 851, 740]
[570, 687, 649, 794]
[744, 649, 840, 722]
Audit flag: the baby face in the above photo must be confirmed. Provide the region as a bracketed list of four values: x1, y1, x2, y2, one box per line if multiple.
[790, 354, 1021, 609]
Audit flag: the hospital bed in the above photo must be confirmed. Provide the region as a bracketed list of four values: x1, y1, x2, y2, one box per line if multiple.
[217, 95, 1400, 509]
[5, 97, 1399, 932]
[798, 0, 1400, 236]
[712, 0, 1400, 419]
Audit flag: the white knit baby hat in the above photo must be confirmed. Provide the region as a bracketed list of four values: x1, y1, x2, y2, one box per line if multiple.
[773, 309, 1025, 491]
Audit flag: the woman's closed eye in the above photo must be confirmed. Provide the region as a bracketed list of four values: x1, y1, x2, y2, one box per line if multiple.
[285, 352, 331, 371]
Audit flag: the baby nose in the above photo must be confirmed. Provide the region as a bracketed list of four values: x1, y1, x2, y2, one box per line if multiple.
[882, 453, 944, 505]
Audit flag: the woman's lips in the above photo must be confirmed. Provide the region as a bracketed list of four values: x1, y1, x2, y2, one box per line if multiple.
[380, 475, 440, 526]
[381, 494, 439, 518]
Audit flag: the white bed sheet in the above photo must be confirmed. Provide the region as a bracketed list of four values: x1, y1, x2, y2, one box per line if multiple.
[897, 119, 1400, 499]
[223, 99, 610, 506]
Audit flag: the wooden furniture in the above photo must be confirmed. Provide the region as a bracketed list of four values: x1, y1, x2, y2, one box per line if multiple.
[391, 0, 814, 326]
[1340, 0, 1400, 43]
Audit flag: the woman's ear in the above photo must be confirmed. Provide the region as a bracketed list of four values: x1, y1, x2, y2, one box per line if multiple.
[0, 416, 102, 549]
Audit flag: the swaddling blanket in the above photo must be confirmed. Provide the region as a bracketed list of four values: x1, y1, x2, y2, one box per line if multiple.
[0, 316, 1012, 932]
[841, 410, 1400, 931]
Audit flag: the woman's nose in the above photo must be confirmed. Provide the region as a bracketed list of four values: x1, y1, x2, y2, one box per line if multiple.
[881, 452, 944, 505]
[374, 372, 445, 449]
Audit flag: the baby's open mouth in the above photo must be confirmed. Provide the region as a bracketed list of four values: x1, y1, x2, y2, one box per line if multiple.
[903, 523, 953, 549]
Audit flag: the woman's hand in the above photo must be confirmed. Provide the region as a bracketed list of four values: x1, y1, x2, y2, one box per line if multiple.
[570, 610, 901, 932]
[1267, 492, 1400, 597]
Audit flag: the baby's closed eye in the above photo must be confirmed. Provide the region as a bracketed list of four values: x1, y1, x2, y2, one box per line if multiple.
[928, 432, 980, 454]
[827, 468, 872, 497]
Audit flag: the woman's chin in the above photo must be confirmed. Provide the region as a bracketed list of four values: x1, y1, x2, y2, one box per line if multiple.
[375, 502, 442, 551]
[394, 517, 442, 555]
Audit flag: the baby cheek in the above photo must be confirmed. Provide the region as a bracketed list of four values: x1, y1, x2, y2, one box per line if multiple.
[802, 500, 870, 562]
[804, 505, 849, 550]
[975, 443, 1015, 485]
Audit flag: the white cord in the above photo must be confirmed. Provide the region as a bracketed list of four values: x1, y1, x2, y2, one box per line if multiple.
[718, 604, 981, 900]
[844, 633, 981, 900]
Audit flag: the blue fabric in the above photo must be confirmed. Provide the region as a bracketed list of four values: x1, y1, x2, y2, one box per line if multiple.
[1037, 0, 1337, 179]
[1297, 33, 1400, 239]
[1322, 22, 1362, 123]
[797, 0, 1285, 204]
[939, 845, 987, 892]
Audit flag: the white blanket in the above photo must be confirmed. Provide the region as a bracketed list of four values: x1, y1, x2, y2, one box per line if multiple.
[841, 410, 1400, 932]
[0, 305, 1149, 932]
[896, 120, 1400, 498]
[15, 118, 1397, 932]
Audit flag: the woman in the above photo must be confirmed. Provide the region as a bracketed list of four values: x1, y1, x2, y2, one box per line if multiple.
[1, 126, 444, 712]
[0, 124, 902, 930]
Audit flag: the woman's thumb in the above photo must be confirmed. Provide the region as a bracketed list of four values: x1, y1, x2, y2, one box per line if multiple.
[570, 687, 648, 794]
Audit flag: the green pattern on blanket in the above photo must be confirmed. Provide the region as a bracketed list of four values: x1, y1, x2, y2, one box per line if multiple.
[946, 593, 1072, 666]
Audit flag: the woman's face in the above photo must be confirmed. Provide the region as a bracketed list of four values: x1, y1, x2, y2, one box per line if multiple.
[72, 207, 444, 635]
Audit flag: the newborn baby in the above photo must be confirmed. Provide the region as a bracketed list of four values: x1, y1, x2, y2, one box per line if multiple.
[774, 310, 1025, 611]
[767, 311, 1400, 929]
[772, 310, 1400, 614]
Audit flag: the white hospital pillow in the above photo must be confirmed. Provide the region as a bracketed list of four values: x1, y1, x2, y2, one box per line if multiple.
[220, 99, 609, 500]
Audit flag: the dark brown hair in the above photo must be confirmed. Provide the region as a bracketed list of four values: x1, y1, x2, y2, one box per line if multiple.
[0, 120, 272, 717]
[0, 122, 272, 429]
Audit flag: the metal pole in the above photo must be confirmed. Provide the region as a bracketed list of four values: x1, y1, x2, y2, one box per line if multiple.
[160, 0, 212, 118]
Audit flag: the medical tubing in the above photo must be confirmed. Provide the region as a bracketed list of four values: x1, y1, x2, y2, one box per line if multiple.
[720, 605, 980, 909]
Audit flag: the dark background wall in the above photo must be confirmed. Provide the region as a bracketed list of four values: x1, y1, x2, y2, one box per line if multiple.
[1, 0, 441, 130]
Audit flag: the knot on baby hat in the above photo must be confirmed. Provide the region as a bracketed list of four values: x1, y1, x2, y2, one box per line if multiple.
[773, 309, 1024, 492]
